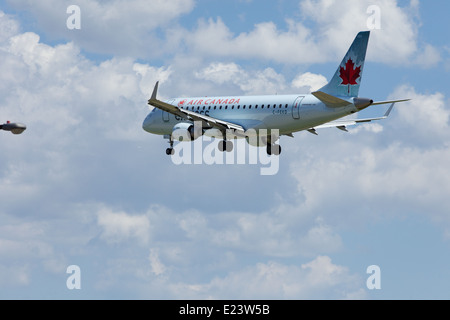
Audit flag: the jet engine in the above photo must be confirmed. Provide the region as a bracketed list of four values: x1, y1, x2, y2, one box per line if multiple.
[353, 97, 373, 110]
[171, 122, 202, 141]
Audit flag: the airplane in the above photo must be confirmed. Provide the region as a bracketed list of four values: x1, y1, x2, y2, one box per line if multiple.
[143, 31, 409, 155]
[1, 121, 26, 135]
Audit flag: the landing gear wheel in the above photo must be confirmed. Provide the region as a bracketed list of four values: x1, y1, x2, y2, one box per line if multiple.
[218, 140, 226, 152]
[218, 140, 234, 152]
[226, 140, 233, 152]
[166, 135, 175, 155]
[266, 144, 281, 156]
[166, 148, 174, 155]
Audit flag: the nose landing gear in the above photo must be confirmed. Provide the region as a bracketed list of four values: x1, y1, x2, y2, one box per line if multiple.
[166, 136, 174, 155]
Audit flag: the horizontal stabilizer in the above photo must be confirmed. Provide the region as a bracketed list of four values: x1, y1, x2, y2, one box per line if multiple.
[371, 99, 410, 105]
[312, 91, 351, 108]
[311, 101, 405, 131]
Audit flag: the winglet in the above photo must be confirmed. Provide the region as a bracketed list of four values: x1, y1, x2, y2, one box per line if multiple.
[151, 81, 159, 100]
[383, 103, 395, 118]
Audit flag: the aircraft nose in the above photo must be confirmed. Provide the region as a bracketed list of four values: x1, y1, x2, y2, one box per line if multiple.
[142, 113, 153, 132]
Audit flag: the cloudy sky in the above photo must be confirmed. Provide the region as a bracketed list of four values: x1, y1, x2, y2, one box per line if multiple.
[0, 0, 449, 299]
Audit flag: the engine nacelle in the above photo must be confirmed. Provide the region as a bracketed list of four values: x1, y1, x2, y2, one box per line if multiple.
[353, 97, 373, 110]
[171, 122, 202, 141]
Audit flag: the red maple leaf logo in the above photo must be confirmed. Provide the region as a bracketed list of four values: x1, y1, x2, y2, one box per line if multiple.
[339, 58, 361, 85]
[178, 99, 187, 107]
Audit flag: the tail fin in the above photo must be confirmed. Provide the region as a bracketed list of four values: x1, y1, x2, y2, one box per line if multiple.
[318, 31, 370, 98]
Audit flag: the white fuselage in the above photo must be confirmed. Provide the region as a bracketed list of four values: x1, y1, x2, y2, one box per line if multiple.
[142, 93, 358, 137]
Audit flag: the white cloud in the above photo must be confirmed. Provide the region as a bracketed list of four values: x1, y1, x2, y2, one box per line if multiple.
[292, 72, 328, 93]
[301, 256, 354, 289]
[413, 44, 442, 68]
[169, 256, 365, 299]
[349, 122, 384, 134]
[184, 17, 326, 64]
[291, 142, 450, 221]
[299, 0, 424, 65]
[133, 63, 172, 98]
[178, 0, 438, 67]
[288, 86, 450, 229]
[0, 26, 165, 146]
[3, 1, 440, 67]
[299, 220, 343, 255]
[388, 85, 449, 144]
[149, 248, 166, 276]
[0, 11, 20, 43]
[195, 62, 288, 95]
[195, 62, 242, 85]
[97, 208, 150, 245]
[0, 215, 71, 288]
[5, 0, 196, 58]
[195, 62, 331, 95]
[0, 265, 29, 286]
[174, 207, 343, 258]
[445, 46, 450, 72]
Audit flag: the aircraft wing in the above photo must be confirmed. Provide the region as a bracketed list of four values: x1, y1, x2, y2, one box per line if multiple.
[148, 82, 245, 134]
[308, 102, 398, 134]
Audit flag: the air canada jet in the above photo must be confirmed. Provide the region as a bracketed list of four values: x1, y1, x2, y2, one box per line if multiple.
[143, 31, 409, 155]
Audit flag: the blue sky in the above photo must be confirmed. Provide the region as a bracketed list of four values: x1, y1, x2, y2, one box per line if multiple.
[0, 0, 449, 299]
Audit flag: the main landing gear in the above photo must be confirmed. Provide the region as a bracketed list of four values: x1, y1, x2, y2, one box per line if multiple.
[266, 143, 281, 156]
[218, 140, 233, 152]
[217, 139, 281, 155]
[163, 135, 282, 156]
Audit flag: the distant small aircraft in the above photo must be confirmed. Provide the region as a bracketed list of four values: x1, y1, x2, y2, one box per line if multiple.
[1, 121, 27, 135]
[143, 31, 409, 155]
